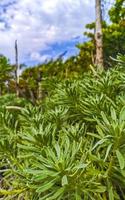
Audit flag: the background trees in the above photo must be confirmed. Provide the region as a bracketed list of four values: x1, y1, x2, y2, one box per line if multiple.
[0, 0, 124, 101]
[0, 55, 13, 96]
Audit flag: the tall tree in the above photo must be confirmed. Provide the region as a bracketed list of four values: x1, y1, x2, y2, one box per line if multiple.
[95, 0, 104, 70]
[15, 40, 20, 97]
[77, 0, 125, 68]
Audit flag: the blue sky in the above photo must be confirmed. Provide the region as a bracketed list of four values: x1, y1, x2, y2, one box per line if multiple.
[0, 0, 113, 65]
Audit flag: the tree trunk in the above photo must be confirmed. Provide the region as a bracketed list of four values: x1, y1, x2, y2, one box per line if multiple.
[29, 90, 35, 104]
[37, 82, 43, 100]
[0, 85, 2, 96]
[95, 0, 104, 70]
[15, 40, 20, 97]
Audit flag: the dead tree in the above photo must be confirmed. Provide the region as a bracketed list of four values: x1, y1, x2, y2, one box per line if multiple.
[95, 0, 104, 70]
[15, 40, 20, 97]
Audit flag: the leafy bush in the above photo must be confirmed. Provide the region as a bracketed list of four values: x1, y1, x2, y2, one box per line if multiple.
[0, 94, 30, 108]
[1, 63, 125, 199]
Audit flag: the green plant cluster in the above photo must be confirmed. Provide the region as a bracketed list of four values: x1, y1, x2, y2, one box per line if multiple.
[0, 1, 125, 199]
[1, 56, 125, 199]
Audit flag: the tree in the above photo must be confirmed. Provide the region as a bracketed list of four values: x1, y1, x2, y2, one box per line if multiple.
[77, 0, 125, 69]
[103, 0, 125, 66]
[0, 55, 13, 95]
[95, 0, 104, 70]
[109, 0, 125, 23]
[15, 40, 20, 97]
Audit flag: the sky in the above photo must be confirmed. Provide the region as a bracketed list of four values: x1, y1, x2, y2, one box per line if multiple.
[0, 0, 112, 65]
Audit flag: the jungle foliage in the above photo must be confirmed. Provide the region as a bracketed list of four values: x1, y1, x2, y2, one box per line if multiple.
[0, 0, 125, 199]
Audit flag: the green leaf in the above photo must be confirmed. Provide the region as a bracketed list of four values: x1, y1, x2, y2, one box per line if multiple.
[111, 107, 117, 121]
[62, 175, 68, 186]
[94, 186, 106, 193]
[101, 112, 110, 125]
[75, 192, 82, 200]
[92, 138, 107, 151]
[39, 192, 54, 200]
[104, 144, 113, 161]
[96, 125, 104, 137]
[120, 106, 125, 122]
[36, 179, 56, 193]
[87, 132, 101, 139]
[109, 186, 114, 200]
[75, 163, 88, 170]
[116, 150, 125, 170]
[47, 187, 65, 200]
[55, 144, 60, 159]
[0, 189, 24, 195]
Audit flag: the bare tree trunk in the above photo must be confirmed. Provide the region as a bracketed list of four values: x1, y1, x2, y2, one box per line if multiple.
[29, 90, 35, 104]
[15, 40, 20, 97]
[37, 71, 43, 100]
[95, 0, 104, 70]
[37, 82, 43, 100]
[0, 85, 2, 96]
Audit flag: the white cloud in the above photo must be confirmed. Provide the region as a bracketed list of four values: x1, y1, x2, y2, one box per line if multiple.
[0, 0, 95, 64]
[30, 52, 51, 63]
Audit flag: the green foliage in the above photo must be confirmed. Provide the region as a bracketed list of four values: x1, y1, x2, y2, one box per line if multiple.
[0, 94, 29, 107]
[1, 59, 125, 199]
[20, 56, 89, 102]
[0, 1, 125, 199]
[109, 0, 125, 23]
[0, 55, 14, 95]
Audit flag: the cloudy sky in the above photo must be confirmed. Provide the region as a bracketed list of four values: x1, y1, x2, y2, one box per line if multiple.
[0, 0, 110, 65]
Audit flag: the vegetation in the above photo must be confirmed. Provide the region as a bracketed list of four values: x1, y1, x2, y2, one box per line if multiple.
[1, 55, 125, 199]
[78, 0, 125, 68]
[0, 0, 125, 199]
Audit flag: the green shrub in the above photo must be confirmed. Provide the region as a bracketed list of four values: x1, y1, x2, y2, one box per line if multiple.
[1, 63, 125, 199]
